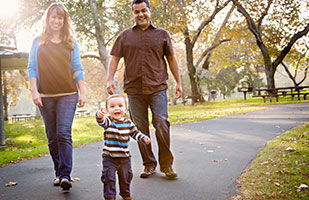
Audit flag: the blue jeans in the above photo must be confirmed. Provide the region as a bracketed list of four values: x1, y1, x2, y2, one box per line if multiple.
[101, 154, 133, 199]
[39, 93, 77, 180]
[127, 90, 174, 169]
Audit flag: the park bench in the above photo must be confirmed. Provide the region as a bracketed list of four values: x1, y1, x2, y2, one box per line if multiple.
[183, 95, 200, 106]
[75, 109, 91, 117]
[252, 86, 309, 103]
[11, 114, 34, 122]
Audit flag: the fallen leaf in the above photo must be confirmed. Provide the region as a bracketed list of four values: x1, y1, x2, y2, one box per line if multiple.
[285, 147, 295, 151]
[297, 183, 308, 192]
[71, 177, 80, 182]
[5, 181, 17, 187]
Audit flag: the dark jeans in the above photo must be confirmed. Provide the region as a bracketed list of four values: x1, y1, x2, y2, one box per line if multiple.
[39, 93, 77, 180]
[101, 154, 133, 199]
[127, 90, 174, 169]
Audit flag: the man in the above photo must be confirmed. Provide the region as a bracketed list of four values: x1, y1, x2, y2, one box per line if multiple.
[107, 0, 182, 179]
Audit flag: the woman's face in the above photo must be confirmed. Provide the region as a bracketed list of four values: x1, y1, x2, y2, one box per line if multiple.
[48, 8, 64, 33]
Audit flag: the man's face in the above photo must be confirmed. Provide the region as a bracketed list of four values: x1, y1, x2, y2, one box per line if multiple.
[132, 2, 151, 30]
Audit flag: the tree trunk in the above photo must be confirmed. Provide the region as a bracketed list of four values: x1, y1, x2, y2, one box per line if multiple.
[89, 0, 121, 94]
[0, 67, 5, 146]
[185, 38, 204, 103]
[2, 72, 8, 121]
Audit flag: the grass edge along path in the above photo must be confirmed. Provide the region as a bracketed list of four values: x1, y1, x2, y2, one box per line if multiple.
[1, 96, 308, 167]
[1, 105, 264, 167]
[230, 123, 309, 200]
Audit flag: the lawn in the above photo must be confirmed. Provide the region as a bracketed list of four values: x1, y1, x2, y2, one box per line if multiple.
[1, 96, 308, 167]
[230, 123, 309, 200]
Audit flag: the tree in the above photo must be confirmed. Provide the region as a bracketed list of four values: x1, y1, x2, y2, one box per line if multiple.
[232, 0, 309, 90]
[213, 66, 243, 99]
[157, 0, 234, 103]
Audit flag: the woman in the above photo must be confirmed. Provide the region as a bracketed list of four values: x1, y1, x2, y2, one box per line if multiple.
[27, 3, 85, 191]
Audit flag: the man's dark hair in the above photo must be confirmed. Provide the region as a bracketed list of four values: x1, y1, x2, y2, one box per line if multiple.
[132, 0, 150, 9]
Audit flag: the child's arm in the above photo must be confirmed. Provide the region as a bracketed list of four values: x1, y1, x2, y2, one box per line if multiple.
[96, 108, 109, 128]
[130, 122, 151, 145]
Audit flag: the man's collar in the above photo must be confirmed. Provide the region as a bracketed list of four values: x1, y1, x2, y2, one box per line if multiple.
[132, 21, 157, 30]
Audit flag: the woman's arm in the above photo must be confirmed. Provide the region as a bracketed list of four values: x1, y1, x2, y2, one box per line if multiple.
[29, 77, 42, 107]
[77, 80, 85, 108]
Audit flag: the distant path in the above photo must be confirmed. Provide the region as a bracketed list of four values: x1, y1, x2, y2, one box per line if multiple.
[0, 103, 308, 200]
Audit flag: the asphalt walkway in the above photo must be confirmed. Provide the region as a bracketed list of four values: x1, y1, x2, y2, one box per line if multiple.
[0, 103, 308, 200]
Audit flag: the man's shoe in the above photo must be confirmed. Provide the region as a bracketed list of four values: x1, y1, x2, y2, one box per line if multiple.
[60, 178, 72, 191]
[161, 167, 177, 179]
[140, 166, 155, 178]
[105, 199, 115, 200]
[122, 196, 133, 200]
[53, 177, 60, 186]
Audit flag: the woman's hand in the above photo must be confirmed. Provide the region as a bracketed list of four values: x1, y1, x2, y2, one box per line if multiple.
[31, 90, 43, 107]
[78, 93, 85, 108]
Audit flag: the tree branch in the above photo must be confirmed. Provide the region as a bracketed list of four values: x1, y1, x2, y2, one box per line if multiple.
[272, 23, 309, 69]
[257, 0, 273, 32]
[81, 54, 100, 60]
[281, 62, 297, 86]
[192, 0, 231, 46]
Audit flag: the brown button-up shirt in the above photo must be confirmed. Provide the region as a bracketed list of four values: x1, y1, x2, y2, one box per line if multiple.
[110, 23, 174, 95]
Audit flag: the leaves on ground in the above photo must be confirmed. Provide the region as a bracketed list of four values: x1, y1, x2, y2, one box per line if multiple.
[5, 181, 17, 187]
[71, 177, 80, 182]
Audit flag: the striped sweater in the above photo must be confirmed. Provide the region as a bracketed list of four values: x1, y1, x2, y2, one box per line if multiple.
[96, 115, 148, 157]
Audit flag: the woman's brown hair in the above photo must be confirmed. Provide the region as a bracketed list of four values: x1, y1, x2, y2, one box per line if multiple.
[41, 3, 74, 50]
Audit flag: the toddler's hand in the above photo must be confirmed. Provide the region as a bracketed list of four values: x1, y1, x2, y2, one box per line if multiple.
[144, 137, 151, 145]
[96, 108, 105, 119]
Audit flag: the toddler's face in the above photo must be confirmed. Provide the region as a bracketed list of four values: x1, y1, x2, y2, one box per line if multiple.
[106, 97, 127, 120]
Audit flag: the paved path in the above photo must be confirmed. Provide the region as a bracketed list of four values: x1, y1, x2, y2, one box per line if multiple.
[0, 103, 308, 200]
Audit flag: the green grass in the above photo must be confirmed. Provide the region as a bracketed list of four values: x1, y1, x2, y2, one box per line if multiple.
[1, 96, 308, 168]
[230, 123, 309, 200]
[1, 96, 308, 199]
[1, 117, 102, 166]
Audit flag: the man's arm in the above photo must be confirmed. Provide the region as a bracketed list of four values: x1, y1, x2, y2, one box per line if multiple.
[106, 56, 121, 95]
[167, 55, 183, 99]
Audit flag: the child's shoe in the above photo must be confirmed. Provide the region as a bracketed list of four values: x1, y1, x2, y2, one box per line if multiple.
[60, 178, 72, 190]
[122, 196, 132, 200]
[53, 177, 60, 186]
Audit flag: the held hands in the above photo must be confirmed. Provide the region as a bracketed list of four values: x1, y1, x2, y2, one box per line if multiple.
[96, 108, 105, 119]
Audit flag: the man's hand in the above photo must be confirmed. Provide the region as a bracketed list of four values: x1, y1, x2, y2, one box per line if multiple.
[175, 83, 183, 99]
[106, 80, 116, 95]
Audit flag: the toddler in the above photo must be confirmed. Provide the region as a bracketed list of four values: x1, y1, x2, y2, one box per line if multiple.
[96, 94, 150, 200]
